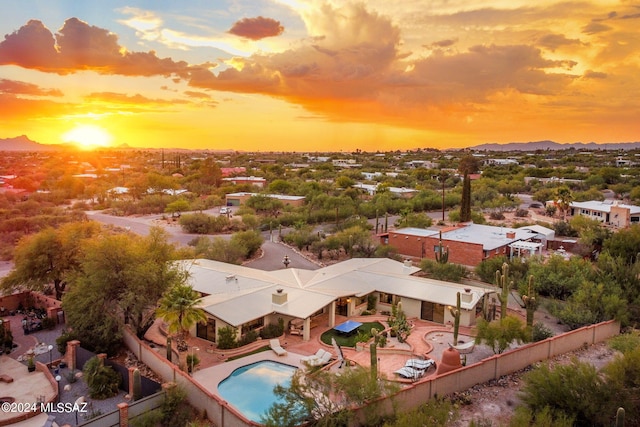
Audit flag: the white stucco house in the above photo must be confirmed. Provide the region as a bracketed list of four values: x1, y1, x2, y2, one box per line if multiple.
[179, 258, 490, 343]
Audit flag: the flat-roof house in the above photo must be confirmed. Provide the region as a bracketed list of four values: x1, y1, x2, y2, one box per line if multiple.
[222, 176, 267, 188]
[353, 183, 419, 198]
[569, 200, 640, 228]
[225, 192, 306, 207]
[381, 223, 541, 267]
[181, 258, 489, 343]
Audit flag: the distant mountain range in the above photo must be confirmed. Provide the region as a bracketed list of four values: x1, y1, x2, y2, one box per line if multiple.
[0, 135, 62, 151]
[470, 140, 640, 151]
[3, 135, 640, 152]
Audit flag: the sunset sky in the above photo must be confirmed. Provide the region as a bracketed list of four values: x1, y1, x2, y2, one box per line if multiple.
[1, 1, 638, 151]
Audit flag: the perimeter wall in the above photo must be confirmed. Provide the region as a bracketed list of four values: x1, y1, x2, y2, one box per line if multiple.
[123, 320, 620, 427]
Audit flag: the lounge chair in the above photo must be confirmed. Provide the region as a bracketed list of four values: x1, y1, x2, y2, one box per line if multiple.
[301, 349, 333, 366]
[405, 358, 435, 370]
[301, 349, 326, 363]
[269, 339, 287, 356]
[394, 366, 424, 380]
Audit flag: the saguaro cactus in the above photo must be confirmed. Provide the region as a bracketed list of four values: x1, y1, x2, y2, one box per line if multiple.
[448, 292, 461, 345]
[166, 336, 172, 362]
[370, 328, 379, 382]
[435, 231, 449, 264]
[496, 263, 513, 320]
[521, 275, 538, 328]
[132, 368, 142, 401]
[616, 407, 625, 427]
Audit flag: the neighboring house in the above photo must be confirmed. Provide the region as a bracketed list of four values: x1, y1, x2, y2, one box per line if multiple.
[221, 167, 247, 177]
[332, 159, 362, 168]
[483, 158, 519, 166]
[405, 160, 438, 169]
[380, 223, 541, 267]
[524, 176, 584, 185]
[181, 258, 489, 343]
[569, 200, 640, 227]
[222, 176, 266, 188]
[224, 192, 306, 207]
[353, 183, 418, 198]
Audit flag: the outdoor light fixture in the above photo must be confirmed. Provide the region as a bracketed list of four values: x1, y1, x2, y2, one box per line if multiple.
[48, 344, 53, 366]
[55, 375, 62, 403]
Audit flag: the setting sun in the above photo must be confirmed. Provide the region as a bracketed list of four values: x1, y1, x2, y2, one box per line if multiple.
[62, 125, 113, 150]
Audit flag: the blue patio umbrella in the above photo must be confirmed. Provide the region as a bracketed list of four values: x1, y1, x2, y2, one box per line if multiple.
[333, 319, 362, 334]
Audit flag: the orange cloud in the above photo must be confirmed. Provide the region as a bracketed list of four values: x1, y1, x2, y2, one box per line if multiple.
[228, 16, 284, 40]
[0, 79, 63, 96]
[0, 18, 211, 78]
[187, 3, 578, 132]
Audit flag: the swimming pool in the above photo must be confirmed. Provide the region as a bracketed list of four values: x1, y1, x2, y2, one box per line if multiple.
[217, 360, 298, 423]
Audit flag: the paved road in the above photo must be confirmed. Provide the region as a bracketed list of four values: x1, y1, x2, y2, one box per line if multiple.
[87, 211, 314, 272]
[86, 211, 230, 247]
[244, 239, 320, 271]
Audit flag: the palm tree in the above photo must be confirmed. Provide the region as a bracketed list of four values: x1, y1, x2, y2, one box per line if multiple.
[156, 284, 207, 351]
[555, 186, 573, 221]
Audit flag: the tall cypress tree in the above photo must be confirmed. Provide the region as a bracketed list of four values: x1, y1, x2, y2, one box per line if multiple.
[458, 154, 478, 223]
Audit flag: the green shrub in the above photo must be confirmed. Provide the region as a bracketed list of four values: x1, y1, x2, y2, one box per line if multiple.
[41, 317, 56, 330]
[238, 330, 259, 347]
[531, 322, 554, 342]
[609, 330, 640, 354]
[259, 320, 284, 339]
[131, 409, 162, 427]
[186, 354, 200, 373]
[83, 356, 121, 399]
[217, 326, 238, 350]
[161, 385, 192, 427]
[419, 259, 467, 282]
[519, 359, 615, 426]
[56, 329, 78, 355]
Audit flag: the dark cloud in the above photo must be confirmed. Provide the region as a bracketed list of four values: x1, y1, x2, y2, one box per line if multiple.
[537, 33, 582, 51]
[0, 20, 59, 71]
[228, 16, 284, 40]
[0, 79, 63, 96]
[427, 39, 458, 49]
[582, 22, 612, 34]
[584, 70, 608, 79]
[184, 90, 212, 99]
[0, 18, 211, 78]
[620, 12, 640, 19]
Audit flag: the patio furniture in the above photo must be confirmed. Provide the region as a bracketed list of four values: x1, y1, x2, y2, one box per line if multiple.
[301, 349, 333, 366]
[450, 339, 475, 354]
[269, 339, 287, 356]
[405, 358, 435, 370]
[394, 366, 424, 380]
[333, 320, 362, 335]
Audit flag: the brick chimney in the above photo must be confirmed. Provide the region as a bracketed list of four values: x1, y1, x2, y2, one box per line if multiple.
[272, 288, 287, 305]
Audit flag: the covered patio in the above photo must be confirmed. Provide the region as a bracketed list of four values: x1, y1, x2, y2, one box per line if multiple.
[509, 240, 543, 259]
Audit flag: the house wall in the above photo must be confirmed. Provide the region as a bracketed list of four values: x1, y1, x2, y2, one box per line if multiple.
[610, 205, 630, 228]
[385, 231, 506, 267]
[398, 298, 421, 319]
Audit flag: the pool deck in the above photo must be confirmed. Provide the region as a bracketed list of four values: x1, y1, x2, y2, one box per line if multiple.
[162, 314, 485, 399]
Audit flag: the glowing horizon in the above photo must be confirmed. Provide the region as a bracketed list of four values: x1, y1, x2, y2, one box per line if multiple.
[1, 1, 639, 151]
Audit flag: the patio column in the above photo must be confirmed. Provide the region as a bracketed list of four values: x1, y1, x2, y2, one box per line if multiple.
[328, 301, 336, 328]
[303, 317, 311, 342]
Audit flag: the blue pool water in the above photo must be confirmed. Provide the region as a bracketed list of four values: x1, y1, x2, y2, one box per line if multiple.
[218, 360, 298, 423]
